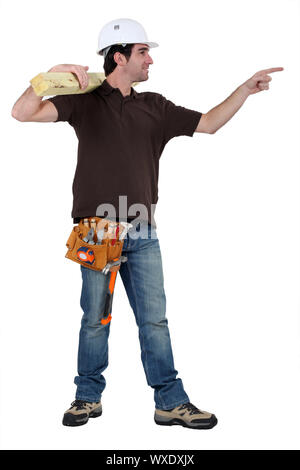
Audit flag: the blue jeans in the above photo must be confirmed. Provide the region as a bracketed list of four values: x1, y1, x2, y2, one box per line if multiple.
[74, 222, 190, 410]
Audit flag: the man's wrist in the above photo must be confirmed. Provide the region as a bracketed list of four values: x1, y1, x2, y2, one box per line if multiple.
[238, 83, 251, 99]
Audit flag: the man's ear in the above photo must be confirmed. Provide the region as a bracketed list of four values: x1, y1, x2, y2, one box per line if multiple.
[113, 52, 128, 67]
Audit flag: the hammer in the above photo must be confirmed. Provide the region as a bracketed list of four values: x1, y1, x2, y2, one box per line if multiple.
[102, 256, 128, 275]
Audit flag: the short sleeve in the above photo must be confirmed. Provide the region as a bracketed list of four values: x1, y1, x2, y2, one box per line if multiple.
[161, 95, 202, 143]
[47, 94, 80, 126]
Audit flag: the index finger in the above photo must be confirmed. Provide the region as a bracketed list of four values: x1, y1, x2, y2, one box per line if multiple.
[259, 67, 284, 74]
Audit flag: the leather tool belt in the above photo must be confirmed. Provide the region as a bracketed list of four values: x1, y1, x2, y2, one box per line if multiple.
[65, 217, 126, 273]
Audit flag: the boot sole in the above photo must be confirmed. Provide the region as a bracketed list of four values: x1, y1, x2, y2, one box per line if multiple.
[62, 409, 102, 427]
[154, 415, 218, 430]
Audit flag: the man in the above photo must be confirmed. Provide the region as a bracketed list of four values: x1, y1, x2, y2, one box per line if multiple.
[11, 18, 283, 429]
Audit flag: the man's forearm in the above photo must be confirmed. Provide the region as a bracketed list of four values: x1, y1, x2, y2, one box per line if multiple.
[207, 84, 250, 133]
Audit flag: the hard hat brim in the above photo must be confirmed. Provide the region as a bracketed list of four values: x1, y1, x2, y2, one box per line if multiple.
[97, 41, 159, 55]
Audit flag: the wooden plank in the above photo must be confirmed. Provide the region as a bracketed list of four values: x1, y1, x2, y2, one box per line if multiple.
[30, 72, 139, 97]
[30, 72, 106, 96]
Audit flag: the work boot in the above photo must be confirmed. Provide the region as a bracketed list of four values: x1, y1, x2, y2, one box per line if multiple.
[154, 402, 217, 430]
[62, 399, 102, 427]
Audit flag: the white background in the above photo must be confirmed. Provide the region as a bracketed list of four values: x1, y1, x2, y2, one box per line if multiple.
[0, 0, 299, 451]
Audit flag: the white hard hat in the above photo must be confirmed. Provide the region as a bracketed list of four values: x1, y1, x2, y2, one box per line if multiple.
[96, 18, 158, 57]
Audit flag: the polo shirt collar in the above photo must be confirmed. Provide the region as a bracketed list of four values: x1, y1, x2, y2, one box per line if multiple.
[98, 79, 138, 99]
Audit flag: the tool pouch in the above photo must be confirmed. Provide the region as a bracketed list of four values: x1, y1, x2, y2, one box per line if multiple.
[65, 217, 124, 272]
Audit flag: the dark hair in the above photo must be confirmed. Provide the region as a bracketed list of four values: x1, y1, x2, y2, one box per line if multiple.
[103, 44, 134, 76]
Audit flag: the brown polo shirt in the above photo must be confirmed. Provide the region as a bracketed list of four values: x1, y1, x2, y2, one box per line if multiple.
[48, 79, 202, 225]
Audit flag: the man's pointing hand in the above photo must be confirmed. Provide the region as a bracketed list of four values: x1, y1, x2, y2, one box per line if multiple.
[242, 67, 284, 95]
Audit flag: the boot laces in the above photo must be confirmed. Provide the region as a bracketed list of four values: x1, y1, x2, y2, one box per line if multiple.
[70, 399, 89, 410]
[178, 402, 203, 415]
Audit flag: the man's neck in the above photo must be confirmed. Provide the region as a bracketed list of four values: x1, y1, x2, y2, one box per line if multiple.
[106, 72, 133, 98]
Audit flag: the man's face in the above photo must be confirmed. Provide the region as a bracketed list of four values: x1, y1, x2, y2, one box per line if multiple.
[123, 43, 153, 82]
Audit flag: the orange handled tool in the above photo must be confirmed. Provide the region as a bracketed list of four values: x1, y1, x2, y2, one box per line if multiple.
[100, 256, 127, 325]
[101, 268, 118, 325]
